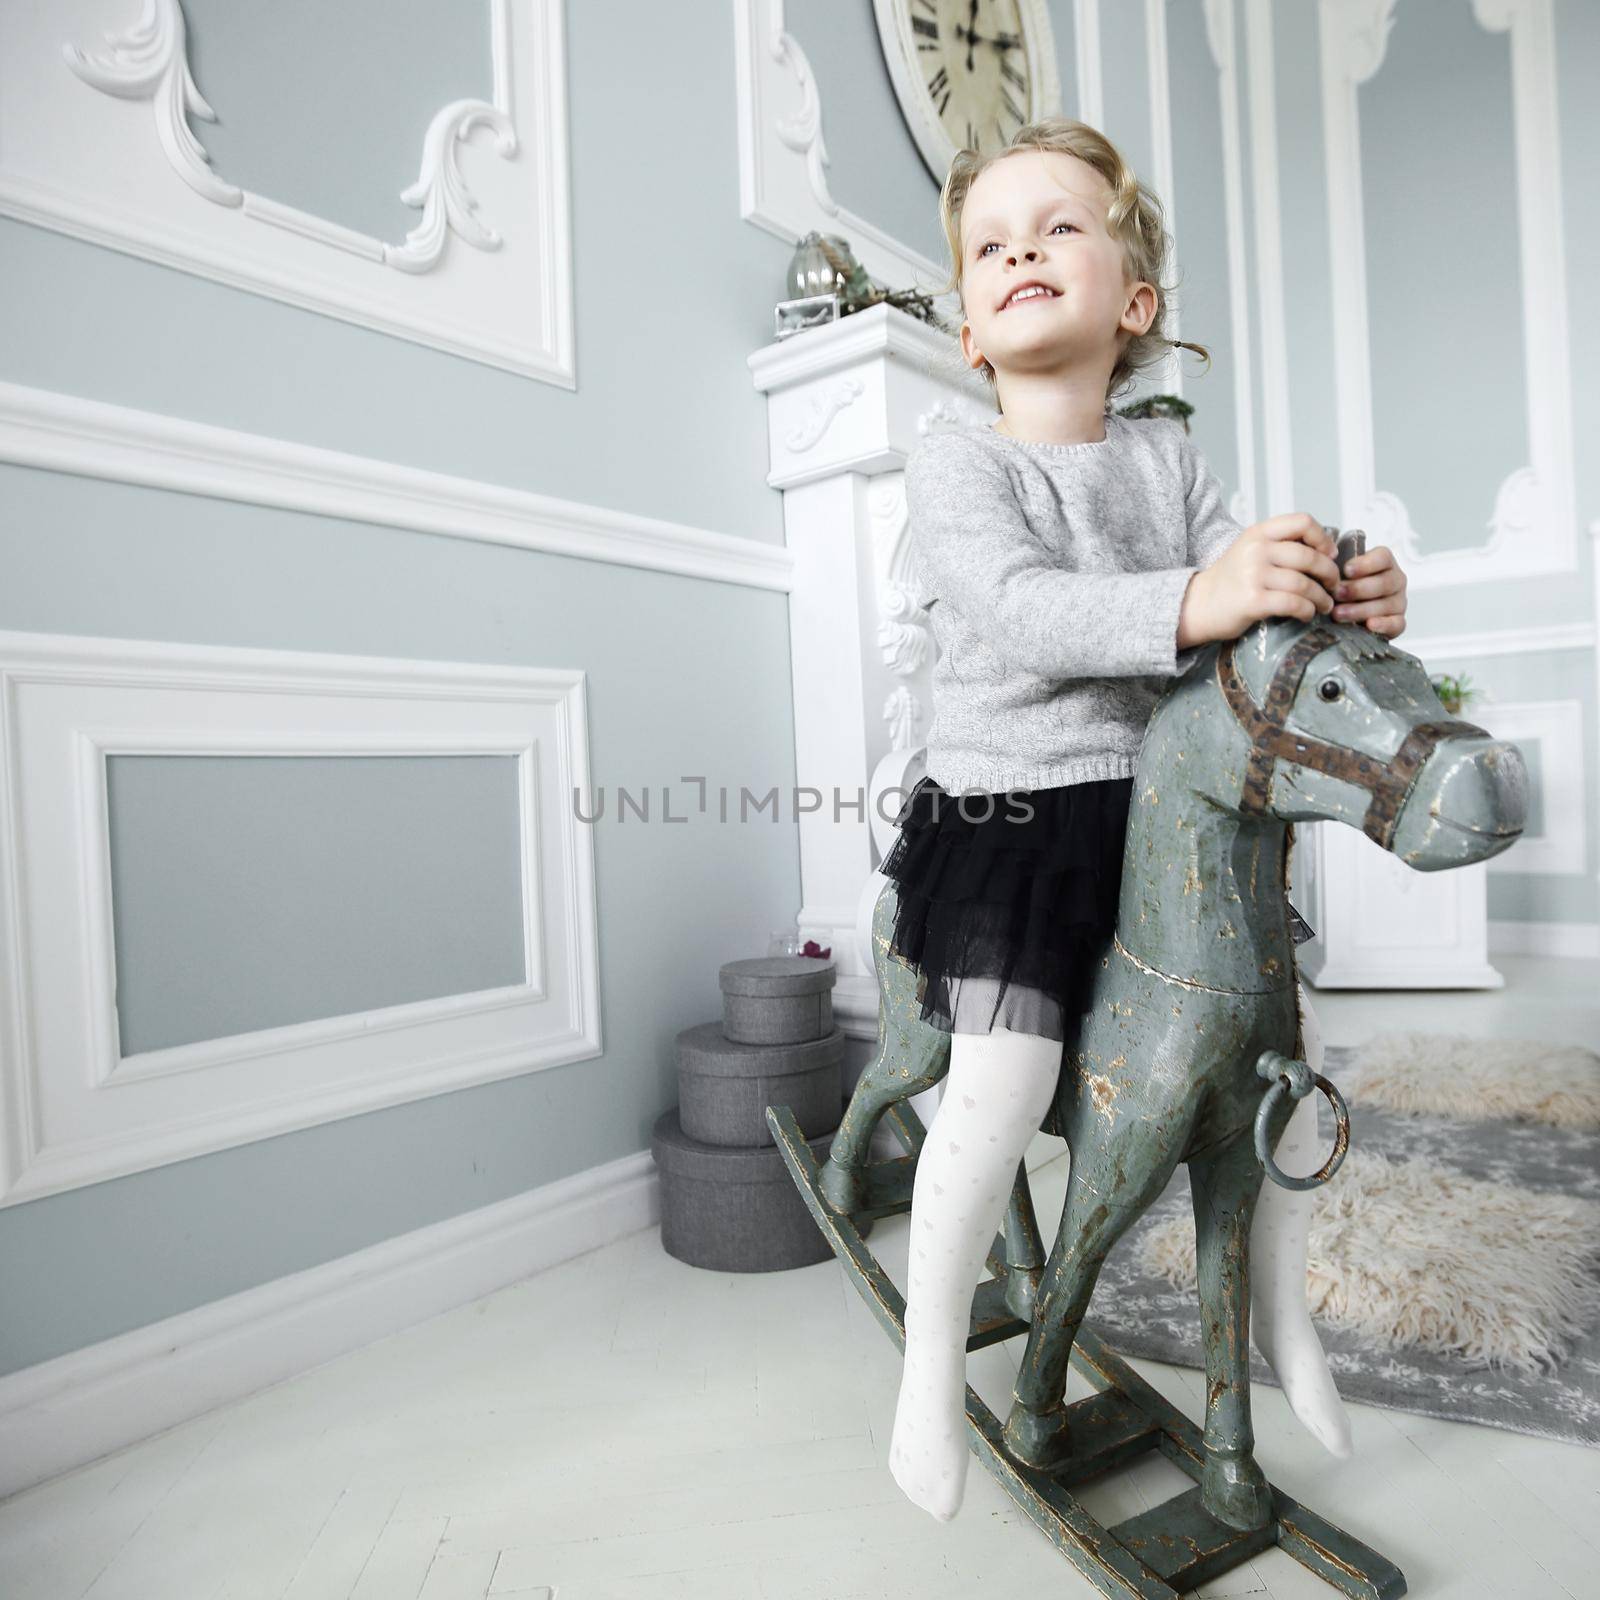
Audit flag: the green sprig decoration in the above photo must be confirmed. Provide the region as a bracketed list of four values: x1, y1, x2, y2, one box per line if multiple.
[1115, 393, 1195, 430]
[1429, 672, 1477, 716]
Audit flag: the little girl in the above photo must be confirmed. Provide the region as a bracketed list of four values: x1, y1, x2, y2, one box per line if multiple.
[880, 118, 1408, 1522]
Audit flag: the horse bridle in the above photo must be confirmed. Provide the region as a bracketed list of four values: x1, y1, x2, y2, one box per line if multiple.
[1215, 623, 1490, 851]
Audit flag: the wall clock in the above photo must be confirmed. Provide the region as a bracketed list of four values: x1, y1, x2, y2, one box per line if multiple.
[872, 0, 1062, 183]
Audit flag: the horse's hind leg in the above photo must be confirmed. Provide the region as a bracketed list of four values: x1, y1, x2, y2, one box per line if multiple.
[1189, 1127, 1275, 1531]
[818, 879, 951, 1213]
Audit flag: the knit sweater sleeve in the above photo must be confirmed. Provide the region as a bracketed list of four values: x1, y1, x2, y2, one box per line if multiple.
[1170, 427, 1245, 675]
[1179, 428, 1245, 571]
[905, 431, 1201, 680]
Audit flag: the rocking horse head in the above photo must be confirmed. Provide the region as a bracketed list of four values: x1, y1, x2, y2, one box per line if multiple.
[1118, 613, 1527, 994]
[1148, 615, 1528, 870]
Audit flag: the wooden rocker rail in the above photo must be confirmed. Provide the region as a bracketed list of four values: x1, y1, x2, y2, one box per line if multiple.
[765, 1101, 1407, 1600]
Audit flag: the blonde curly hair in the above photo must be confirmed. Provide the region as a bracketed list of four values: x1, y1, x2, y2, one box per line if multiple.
[934, 117, 1209, 404]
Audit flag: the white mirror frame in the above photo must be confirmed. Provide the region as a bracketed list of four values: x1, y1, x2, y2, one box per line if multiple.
[0, 0, 574, 384]
[735, 0, 958, 302]
[1318, 0, 1575, 587]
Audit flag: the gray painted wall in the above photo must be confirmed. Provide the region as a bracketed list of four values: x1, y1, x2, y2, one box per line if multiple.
[1, 0, 1591, 1381]
[0, 0, 807, 1377]
[105, 753, 528, 1055]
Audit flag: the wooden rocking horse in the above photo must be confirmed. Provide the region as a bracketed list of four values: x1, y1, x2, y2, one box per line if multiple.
[768, 594, 1527, 1599]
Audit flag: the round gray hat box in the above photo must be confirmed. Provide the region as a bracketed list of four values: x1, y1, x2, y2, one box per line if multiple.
[651, 1107, 871, 1272]
[676, 1020, 843, 1147]
[719, 956, 835, 1045]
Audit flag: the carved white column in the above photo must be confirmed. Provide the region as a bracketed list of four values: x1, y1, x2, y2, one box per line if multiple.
[748, 302, 992, 1022]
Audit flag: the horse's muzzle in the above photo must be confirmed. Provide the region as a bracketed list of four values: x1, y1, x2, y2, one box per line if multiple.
[1395, 735, 1528, 868]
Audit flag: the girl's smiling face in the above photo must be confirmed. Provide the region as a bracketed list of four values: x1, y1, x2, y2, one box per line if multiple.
[958, 148, 1155, 392]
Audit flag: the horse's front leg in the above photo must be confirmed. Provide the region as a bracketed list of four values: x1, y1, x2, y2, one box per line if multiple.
[818, 879, 951, 1213]
[1248, 981, 1353, 1457]
[1188, 1124, 1280, 1531]
[1003, 1110, 1183, 1471]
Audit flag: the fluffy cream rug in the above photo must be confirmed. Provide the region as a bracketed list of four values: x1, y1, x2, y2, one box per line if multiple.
[1138, 1147, 1600, 1374]
[1346, 1031, 1600, 1129]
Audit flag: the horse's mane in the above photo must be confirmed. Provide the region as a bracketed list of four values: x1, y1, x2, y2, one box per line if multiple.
[1328, 625, 1399, 665]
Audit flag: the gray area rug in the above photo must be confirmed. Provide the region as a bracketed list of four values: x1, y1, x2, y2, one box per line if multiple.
[1086, 1043, 1600, 1449]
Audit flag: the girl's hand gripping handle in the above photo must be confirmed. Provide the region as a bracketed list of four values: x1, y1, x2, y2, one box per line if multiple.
[1177, 513, 1343, 650]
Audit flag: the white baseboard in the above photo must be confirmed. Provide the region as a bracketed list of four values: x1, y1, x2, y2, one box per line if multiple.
[0, 1148, 660, 1502]
[1488, 919, 1600, 960]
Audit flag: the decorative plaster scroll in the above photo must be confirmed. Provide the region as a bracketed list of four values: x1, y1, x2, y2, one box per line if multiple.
[734, 0, 953, 304]
[1469, 0, 1518, 34]
[883, 685, 925, 754]
[1341, 0, 1399, 82]
[871, 475, 933, 750]
[0, 0, 572, 381]
[878, 609, 930, 682]
[62, 0, 239, 206]
[864, 397, 994, 752]
[1317, 0, 1575, 585]
[769, 21, 831, 212]
[782, 377, 864, 453]
[386, 99, 518, 273]
[63, 0, 517, 274]
[916, 397, 969, 437]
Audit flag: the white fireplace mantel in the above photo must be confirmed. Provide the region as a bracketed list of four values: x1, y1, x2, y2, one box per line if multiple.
[748, 303, 993, 1021]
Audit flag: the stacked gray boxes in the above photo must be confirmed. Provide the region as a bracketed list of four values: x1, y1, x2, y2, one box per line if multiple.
[652, 956, 869, 1270]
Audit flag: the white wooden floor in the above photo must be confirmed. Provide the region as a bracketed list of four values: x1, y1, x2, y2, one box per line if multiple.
[2, 955, 1596, 1600]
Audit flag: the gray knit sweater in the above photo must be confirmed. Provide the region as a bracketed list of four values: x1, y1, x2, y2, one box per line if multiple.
[905, 413, 1242, 793]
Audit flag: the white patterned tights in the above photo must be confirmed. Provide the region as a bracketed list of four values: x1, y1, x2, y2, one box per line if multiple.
[888, 1024, 1061, 1522]
[888, 986, 1350, 1523]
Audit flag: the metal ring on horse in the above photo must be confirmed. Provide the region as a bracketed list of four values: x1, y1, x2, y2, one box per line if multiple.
[1253, 1066, 1351, 1191]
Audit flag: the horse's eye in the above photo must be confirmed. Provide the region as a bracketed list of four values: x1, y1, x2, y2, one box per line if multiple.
[1317, 677, 1343, 702]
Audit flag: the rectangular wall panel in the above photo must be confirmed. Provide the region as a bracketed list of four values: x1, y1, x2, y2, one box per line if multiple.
[0, 629, 600, 1206]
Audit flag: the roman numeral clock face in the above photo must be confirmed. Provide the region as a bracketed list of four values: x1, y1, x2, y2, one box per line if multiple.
[874, 0, 1058, 180]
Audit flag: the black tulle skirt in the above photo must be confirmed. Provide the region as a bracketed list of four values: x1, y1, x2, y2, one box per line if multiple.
[880, 773, 1318, 1044]
[879, 774, 1133, 1044]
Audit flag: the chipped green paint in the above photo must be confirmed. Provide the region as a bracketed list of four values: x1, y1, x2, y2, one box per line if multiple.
[781, 611, 1526, 1596]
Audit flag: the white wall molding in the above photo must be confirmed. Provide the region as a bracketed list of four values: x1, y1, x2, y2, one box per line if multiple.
[0, 1145, 658, 1501]
[1394, 619, 1595, 663]
[0, 381, 793, 592]
[734, 0, 955, 301]
[1593, 521, 1600, 889]
[1202, 0, 1258, 524]
[1144, 0, 1182, 396]
[1487, 919, 1600, 961]
[1074, 0, 1104, 127]
[1317, 0, 1576, 587]
[0, 1075, 1082, 1504]
[0, 629, 602, 1207]
[1243, 0, 1293, 515]
[1, 0, 573, 382]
